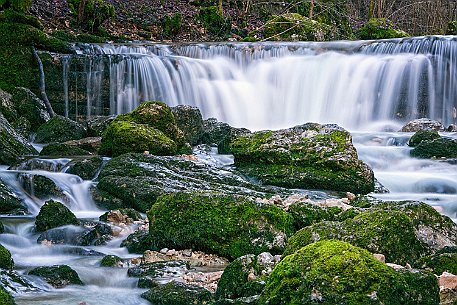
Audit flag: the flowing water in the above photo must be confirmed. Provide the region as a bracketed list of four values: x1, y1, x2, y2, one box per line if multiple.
[1, 36, 457, 304]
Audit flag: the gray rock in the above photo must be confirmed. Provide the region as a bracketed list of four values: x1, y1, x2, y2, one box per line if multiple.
[400, 118, 444, 132]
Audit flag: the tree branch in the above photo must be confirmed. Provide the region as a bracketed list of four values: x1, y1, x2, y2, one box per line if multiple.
[32, 46, 55, 118]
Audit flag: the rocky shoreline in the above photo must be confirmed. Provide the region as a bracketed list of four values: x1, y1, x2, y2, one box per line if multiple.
[1, 93, 457, 304]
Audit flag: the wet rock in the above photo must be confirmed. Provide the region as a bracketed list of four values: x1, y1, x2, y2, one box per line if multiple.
[182, 270, 223, 293]
[66, 156, 103, 180]
[408, 129, 441, 147]
[447, 124, 457, 132]
[214, 296, 259, 305]
[410, 137, 457, 159]
[63, 137, 102, 154]
[11, 87, 49, 130]
[39, 143, 91, 157]
[0, 89, 17, 124]
[201, 118, 250, 154]
[0, 178, 26, 214]
[100, 255, 122, 267]
[401, 118, 445, 132]
[95, 153, 270, 212]
[257, 240, 439, 305]
[172, 105, 204, 145]
[128, 260, 189, 278]
[35, 200, 79, 232]
[231, 123, 375, 194]
[141, 249, 229, 268]
[216, 252, 279, 301]
[11, 157, 70, 172]
[19, 174, 65, 201]
[37, 222, 112, 246]
[99, 101, 185, 157]
[0, 113, 37, 165]
[283, 209, 428, 265]
[146, 192, 294, 259]
[28, 265, 83, 288]
[86, 115, 115, 137]
[35, 115, 87, 143]
[76, 223, 112, 246]
[0, 244, 13, 270]
[99, 208, 143, 225]
[141, 281, 213, 305]
[120, 230, 151, 254]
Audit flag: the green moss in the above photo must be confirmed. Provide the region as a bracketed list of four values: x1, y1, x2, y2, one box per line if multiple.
[0, 287, 15, 305]
[197, 6, 231, 38]
[411, 137, 457, 159]
[66, 156, 103, 180]
[11, 87, 49, 130]
[147, 192, 294, 260]
[67, 0, 115, 32]
[258, 240, 439, 305]
[415, 251, 457, 275]
[0, 0, 32, 13]
[28, 265, 84, 287]
[447, 21, 457, 34]
[35, 116, 87, 143]
[288, 202, 338, 230]
[0, 9, 41, 28]
[141, 281, 213, 305]
[408, 130, 441, 147]
[357, 18, 409, 40]
[100, 255, 122, 267]
[99, 120, 177, 157]
[40, 143, 91, 157]
[0, 244, 14, 270]
[0, 113, 37, 165]
[35, 200, 79, 232]
[264, 13, 332, 41]
[284, 209, 428, 265]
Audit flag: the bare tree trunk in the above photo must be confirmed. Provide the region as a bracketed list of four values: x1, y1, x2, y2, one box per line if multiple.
[32, 47, 55, 118]
[218, 0, 223, 15]
[309, 0, 315, 19]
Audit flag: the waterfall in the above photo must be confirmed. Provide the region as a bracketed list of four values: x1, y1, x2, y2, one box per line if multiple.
[63, 36, 457, 130]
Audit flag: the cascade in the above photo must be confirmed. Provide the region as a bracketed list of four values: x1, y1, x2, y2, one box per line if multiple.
[63, 36, 457, 131]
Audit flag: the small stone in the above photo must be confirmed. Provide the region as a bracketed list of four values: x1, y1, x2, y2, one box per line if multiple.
[386, 263, 405, 270]
[373, 254, 386, 263]
[346, 192, 356, 201]
[144, 151, 150, 155]
[159, 248, 168, 254]
[166, 249, 176, 256]
[439, 272, 457, 290]
[247, 272, 256, 281]
[182, 249, 192, 257]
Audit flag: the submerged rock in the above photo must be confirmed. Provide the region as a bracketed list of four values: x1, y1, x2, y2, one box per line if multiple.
[141, 281, 213, 305]
[95, 153, 270, 212]
[0, 113, 37, 165]
[37, 222, 112, 246]
[146, 192, 294, 259]
[35, 200, 79, 232]
[257, 240, 439, 305]
[231, 123, 374, 194]
[401, 118, 444, 132]
[28, 265, 83, 288]
[35, 115, 87, 143]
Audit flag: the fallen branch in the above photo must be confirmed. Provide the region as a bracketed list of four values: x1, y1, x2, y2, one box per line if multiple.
[32, 46, 55, 118]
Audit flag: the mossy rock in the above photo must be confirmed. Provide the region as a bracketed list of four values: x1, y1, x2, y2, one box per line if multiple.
[120, 230, 153, 253]
[66, 156, 103, 180]
[201, 118, 250, 154]
[0, 179, 26, 214]
[86, 115, 115, 137]
[264, 13, 332, 41]
[11, 87, 49, 130]
[20, 174, 63, 200]
[100, 255, 122, 267]
[95, 153, 269, 213]
[0, 287, 15, 305]
[141, 281, 213, 305]
[0, 113, 37, 165]
[99, 208, 142, 223]
[0, 244, 13, 270]
[408, 130, 441, 147]
[356, 18, 409, 40]
[284, 209, 428, 265]
[35, 200, 79, 232]
[410, 137, 457, 159]
[258, 240, 439, 305]
[35, 115, 87, 144]
[231, 124, 374, 194]
[0, 89, 18, 124]
[39, 143, 91, 157]
[99, 120, 177, 157]
[147, 192, 294, 260]
[171, 105, 204, 146]
[288, 201, 342, 231]
[28, 265, 83, 288]
[415, 250, 457, 275]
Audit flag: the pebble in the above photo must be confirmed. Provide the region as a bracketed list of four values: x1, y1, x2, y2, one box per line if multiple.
[373, 253, 385, 263]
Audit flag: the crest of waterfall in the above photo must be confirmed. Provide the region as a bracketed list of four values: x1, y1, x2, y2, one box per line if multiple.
[64, 36, 457, 131]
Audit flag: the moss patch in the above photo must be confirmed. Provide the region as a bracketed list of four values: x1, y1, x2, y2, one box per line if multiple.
[35, 200, 79, 232]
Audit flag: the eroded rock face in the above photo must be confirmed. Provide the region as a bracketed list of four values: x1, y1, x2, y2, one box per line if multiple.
[95, 153, 271, 212]
[400, 118, 445, 132]
[258, 240, 439, 305]
[231, 123, 374, 194]
[0, 113, 37, 165]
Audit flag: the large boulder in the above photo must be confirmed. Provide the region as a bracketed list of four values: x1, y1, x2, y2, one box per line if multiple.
[28, 265, 83, 288]
[410, 137, 457, 159]
[171, 105, 204, 145]
[257, 240, 439, 305]
[35, 200, 79, 232]
[145, 192, 294, 259]
[0, 113, 37, 165]
[99, 101, 186, 157]
[401, 118, 445, 132]
[86, 115, 115, 137]
[95, 153, 270, 212]
[231, 123, 374, 194]
[35, 115, 87, 143]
